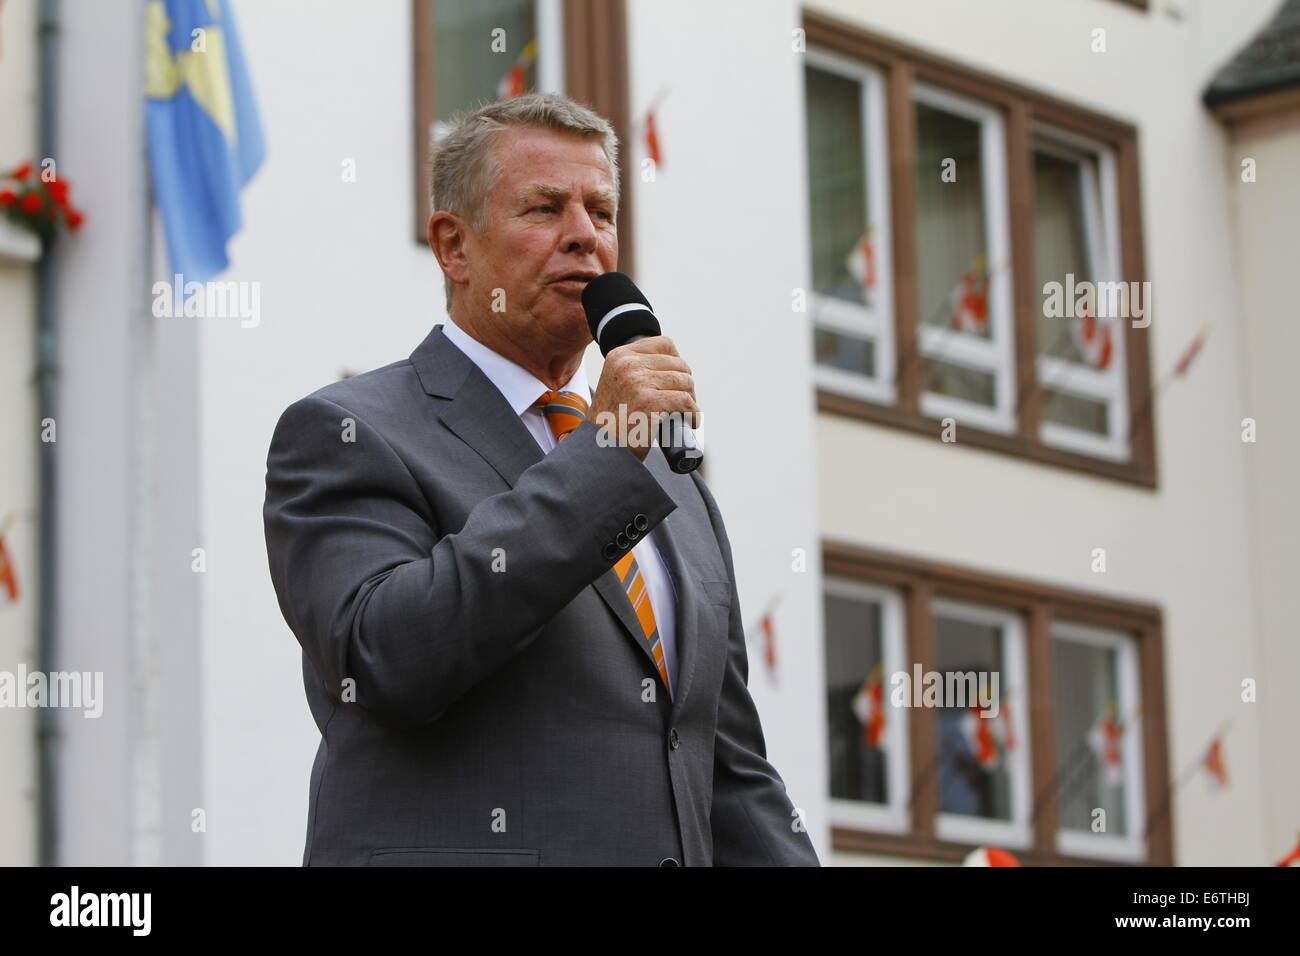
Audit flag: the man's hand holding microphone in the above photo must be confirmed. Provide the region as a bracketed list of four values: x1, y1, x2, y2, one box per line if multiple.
[583, 273, 705, 473]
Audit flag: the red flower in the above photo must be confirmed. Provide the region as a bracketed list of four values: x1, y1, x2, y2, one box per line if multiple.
[2, 162, 85, 236]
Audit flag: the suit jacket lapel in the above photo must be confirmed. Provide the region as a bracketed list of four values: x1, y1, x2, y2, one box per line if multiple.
[641, 449, 733, 715]
[635, 491, 700, 712]
[410, 324, 674, 696]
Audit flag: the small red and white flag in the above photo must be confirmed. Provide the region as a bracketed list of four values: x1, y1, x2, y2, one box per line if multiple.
[644, 107, 662, 168]
[1087, 704, 1125, 787]
[759, 609, 777, 677]
[963, 846, 1022, 867]
[496, 41, 537, 100]
[1203, 735, 1229, 789]
[1275, 837, 1300, 867]
[999, 699, 1016, 754]
[961, 701, 1003, 770]
[844, 230, 877, 302]
[0, 529, 18, 605]
[749, 595, 782, 682]
[949, 260, 989, 333]
[1072, 300, 1114, 370]
[1173, 324, 1212, 378]
[850, 663, 887, 749]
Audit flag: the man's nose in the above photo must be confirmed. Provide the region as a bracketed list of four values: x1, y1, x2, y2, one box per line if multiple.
[559, 201, 598, 253]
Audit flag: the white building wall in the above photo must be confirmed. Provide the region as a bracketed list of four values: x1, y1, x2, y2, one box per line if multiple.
[624, 0, 830, 860]
[0, 0, 41, 867]
[1227, 119, 1300, 863]
[23, 0, 207, 867]
[48, 1, 144, 864]
[196, 0, 438, 866]
[807, 0, 1283, 865]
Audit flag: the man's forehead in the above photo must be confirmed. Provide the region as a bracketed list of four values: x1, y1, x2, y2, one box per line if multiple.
[493, 129, 615, 189]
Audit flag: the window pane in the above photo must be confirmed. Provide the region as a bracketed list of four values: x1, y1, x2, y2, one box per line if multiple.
[815, 327, 876, 377]
[824, 590, 888, 804]
[1054, 636, 1129, 836]
[915, 103, 989, 338]
[1042, 387, 1108, 435]
[935, 613, 1012, 821]
[923, 357, 996, 407]
[434, 0, 537, 123]
[806, 66, 870, 308]
[1034, 148, 1094, 364]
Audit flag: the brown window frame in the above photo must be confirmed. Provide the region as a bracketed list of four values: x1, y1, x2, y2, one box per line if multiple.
[823, 540, 1172, 865]
[804, 10, 1157, 488]
[412, 0, 637, 273]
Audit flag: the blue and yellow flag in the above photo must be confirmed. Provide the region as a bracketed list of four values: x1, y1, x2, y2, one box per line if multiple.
[145, 0, 264, 285]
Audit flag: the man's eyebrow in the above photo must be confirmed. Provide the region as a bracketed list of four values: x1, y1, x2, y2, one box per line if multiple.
[517, 183, 568, 204]
[516, 183, 618, 206]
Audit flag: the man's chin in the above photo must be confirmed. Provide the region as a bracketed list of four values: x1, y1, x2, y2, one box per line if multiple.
[532, 304, 593, 345]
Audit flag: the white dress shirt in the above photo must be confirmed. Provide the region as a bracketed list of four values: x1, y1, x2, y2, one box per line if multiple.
[439, 317, 680, 695]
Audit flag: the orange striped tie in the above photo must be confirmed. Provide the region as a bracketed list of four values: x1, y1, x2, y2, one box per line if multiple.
[535, 389, 671, 698]
[614, 550, 670, 697]
[533, 389, 589, 442]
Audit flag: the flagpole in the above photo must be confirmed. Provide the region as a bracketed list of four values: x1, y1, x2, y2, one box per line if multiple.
[1122, 324, 1212, 448]
[1009, 312, 1092, 419]
[1028, 733, 1096, 826]
[888, 257, 1008, 397]
[1142, 719, 1232, 841]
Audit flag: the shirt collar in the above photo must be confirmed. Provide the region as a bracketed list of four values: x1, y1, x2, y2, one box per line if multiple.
[440, 315, 590, 415]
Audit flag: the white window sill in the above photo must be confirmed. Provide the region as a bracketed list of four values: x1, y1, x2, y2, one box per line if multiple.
[0, 217, 42, 264]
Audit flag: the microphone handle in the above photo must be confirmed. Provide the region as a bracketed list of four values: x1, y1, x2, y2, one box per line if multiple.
[624, 333, 704, 475]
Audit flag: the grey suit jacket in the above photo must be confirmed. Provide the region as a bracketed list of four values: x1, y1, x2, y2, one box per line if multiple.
[262, 323, 819, 866]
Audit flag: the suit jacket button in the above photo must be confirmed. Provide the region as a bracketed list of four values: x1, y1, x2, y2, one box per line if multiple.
[615, 531, 629, 549]
[602, 543, 618, 560]
[659, 857, 680, 867]
[626, 523, 641, 541]
[633, 513, 649, 532]
[668, 728, 680, 750]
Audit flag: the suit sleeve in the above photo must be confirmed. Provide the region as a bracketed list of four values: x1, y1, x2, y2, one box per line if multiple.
[697, 477, 821, 866]
[263, 394, 677, 730]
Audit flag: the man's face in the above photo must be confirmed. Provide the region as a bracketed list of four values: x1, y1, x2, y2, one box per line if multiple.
[463, 128, 618, 351]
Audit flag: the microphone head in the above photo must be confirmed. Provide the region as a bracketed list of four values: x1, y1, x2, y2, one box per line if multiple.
[582, 271, 661, 356]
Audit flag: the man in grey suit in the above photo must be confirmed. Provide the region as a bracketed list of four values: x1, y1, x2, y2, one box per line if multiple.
[262, 93, 818, 866]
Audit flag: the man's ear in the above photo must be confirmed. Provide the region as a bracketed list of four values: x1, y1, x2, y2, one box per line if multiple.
[428, 210, 471, 288]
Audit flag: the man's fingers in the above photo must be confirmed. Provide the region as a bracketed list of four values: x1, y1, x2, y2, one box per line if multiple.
[647, 370, 695, 394]
[612, 335, 678, 357]
[604, 351, 690, 377]
[650, 398, 701, 430]
[649, 390, 700, 417]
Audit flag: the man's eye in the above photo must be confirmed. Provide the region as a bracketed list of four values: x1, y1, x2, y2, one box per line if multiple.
[530, 205, 556, 214]
[593, 209, 614, 220]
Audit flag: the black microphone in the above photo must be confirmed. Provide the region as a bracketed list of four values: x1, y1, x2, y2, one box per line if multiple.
[581, 272, 704, 475]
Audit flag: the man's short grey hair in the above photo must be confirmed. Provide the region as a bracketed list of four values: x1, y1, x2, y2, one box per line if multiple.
[429, 92, 621, 304]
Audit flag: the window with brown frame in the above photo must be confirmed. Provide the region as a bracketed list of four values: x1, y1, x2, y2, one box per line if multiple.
[412, 0, 636, 271]
[803, 11, 1156, 487]
[823, 541, 1171, 865]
